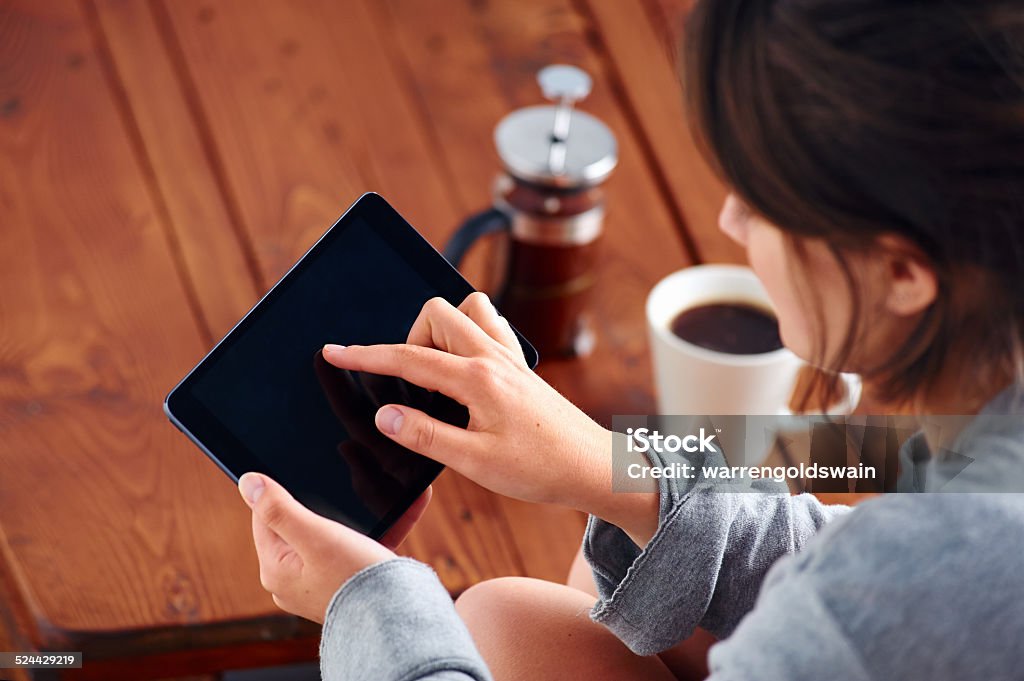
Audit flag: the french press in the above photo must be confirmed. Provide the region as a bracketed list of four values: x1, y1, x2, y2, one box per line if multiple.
[444, 64, 618, 359]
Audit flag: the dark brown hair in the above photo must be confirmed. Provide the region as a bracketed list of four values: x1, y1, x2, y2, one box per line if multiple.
[683, 0, 1024, 412]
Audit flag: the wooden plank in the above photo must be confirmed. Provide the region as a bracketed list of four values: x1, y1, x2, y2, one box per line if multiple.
[372, 0, 695, 581]
[90, 0, 261, 341]
[154, 0, 464, 285]
[0, 529, 34, 681]
[581, 0, 742, 264]
[155, 0, 527, 593]
[0, 0, 313, 665]
[61, 636, 318, 681]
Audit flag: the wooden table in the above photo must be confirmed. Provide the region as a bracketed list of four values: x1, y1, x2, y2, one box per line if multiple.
[0, 0, 736, 678]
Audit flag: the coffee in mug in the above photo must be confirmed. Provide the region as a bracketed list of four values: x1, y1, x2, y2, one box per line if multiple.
[647, 265, 804, 415]
[647, 265, 860, 415]
[669, 301, 783, 355]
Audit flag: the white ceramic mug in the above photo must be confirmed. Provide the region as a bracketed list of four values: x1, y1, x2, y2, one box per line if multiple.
[646, 264, 860, 415]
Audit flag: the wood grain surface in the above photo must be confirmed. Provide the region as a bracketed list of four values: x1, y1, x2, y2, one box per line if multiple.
[0, 0, 315, 674]
[581, 0, 740, 264]
[0, 0, 754, 677]
[373, 0, 707, 581]
[91, 0, 261, 342]
[155, 0, 528, 595]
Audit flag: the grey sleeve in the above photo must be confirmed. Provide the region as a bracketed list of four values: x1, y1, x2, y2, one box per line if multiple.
[584, 432, 852, 655]
[704, 543, 873, 681]
[706, 492, 1022, 681]
[320, 557, 493, 681]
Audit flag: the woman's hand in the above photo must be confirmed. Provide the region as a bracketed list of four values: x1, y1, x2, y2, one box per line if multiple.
[323, 293, 604, 507]
[322, 293, 659, 545]
[238, 472, 430, 623]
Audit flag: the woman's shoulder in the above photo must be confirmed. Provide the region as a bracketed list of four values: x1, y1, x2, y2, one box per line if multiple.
[768, 491, 1024, 626]
[718, 492, 1024, 681]
[802, 491, 1024, 570]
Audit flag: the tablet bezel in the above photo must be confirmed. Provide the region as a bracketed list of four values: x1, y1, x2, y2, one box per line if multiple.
[164, 192, 538, 538]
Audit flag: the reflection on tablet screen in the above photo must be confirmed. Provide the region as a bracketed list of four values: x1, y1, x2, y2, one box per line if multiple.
[188, 216, 457, 535]
[312, 351, 467, 526]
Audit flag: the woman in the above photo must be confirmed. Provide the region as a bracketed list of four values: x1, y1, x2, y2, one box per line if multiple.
[237, 0, 1024, 678]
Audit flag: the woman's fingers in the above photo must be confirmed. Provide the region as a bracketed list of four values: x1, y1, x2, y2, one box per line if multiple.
[323, 343, 478, 406]
[239, 473, 334, 555]
[251, 510, 292, 572]
[374, 404, 480, 470]
[405, 296, 496, 358]
[404, 293, 523, 362]
[457, 292, 525, 362]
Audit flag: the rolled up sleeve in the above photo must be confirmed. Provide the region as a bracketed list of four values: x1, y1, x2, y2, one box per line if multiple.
[320, 557, 493, 681]
[584, 438, 851, 655]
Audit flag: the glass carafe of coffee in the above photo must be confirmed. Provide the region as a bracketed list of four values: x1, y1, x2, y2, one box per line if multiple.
[444, 64, 618, 359]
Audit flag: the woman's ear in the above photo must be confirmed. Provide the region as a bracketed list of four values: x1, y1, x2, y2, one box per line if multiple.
[875, 234, 938, 316]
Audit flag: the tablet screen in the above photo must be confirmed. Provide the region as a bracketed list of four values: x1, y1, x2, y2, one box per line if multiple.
[193, 216, 442, 533]
[166, 195, 528, 538]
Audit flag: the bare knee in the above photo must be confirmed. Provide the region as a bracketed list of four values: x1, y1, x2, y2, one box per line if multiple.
[455, 576, 539, 633]
[456, 577, 594, 678]
[454, 577, 676, 681]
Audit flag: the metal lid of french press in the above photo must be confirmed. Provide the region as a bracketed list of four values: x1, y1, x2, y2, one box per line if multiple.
[494, 65, 618, 189]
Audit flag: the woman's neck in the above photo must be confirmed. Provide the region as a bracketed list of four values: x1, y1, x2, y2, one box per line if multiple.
[913, 368, 1016, 452]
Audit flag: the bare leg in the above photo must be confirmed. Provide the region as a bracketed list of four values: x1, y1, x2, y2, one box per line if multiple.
[566, 543, 599, 597]
[565, 543, 716, 681]
[456, 577, 677, 681]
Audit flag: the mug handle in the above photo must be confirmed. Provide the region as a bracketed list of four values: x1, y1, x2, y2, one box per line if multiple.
[836, 372, 863, 414]
[443, 207, 510, 268]
[777, 372, 863, 417]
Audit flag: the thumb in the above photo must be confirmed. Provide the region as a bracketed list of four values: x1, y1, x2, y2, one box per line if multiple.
[238, 473, 326, 550]
[374, 405, 476, 467]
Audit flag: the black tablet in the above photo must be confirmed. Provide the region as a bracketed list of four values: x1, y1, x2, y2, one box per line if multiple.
[165, 193, 538, 539]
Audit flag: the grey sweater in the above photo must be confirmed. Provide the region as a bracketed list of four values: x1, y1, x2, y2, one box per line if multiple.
[319, 383, 1024, 680]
